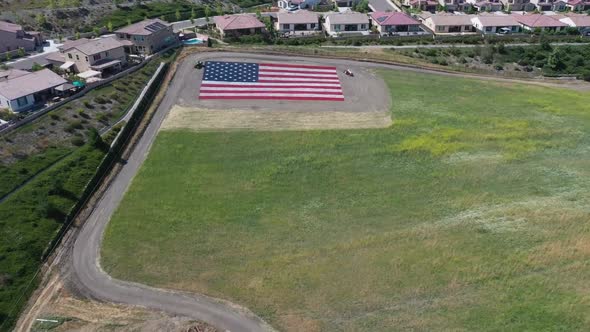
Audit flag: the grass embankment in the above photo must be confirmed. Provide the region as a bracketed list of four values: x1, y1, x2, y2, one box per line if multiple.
[0, 60, 160, 199]
[0, 137, 107, 330]
[103, 70, 590, 331]
[100, 1, 205, 30]
[0, 59, 163, 331]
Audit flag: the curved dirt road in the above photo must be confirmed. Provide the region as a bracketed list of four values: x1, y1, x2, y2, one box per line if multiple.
[70, 52, 590, 332]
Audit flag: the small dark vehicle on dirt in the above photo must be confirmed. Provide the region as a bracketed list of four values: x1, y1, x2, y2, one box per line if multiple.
[344, 69, 354, 77]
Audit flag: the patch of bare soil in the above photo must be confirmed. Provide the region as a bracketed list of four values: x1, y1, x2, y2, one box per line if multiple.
[161, 106, 392, 132]
[31, 282, 219, 332]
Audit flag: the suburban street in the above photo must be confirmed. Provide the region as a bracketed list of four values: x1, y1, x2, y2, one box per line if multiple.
[322, 42, 590, 49]
[368, 0, 401, 12]
[65, 50, 590, 332]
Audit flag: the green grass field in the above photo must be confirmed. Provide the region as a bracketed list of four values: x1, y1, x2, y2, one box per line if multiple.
[102, 70, 590, 331]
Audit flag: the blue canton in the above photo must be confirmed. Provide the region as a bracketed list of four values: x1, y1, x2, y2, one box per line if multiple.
[203, 61, 259, 82]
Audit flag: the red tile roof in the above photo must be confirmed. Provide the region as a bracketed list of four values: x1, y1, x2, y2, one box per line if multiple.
[370, 11, 420, 26]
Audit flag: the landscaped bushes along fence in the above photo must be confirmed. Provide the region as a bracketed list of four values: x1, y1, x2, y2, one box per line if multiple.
[42, 61, 169, 262]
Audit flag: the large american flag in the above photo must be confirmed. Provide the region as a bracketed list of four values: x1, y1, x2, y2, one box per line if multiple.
[199, 61, 344, 101]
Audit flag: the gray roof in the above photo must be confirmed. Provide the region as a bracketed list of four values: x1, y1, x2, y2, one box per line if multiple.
[427, 14, 475, 26]
[277, 11, 319, 24]
[0, 69, 30, 81]
[115, 18, 171, 36]
[325, 12, 370, 25]
[0, 69, 67, 100]
[472, 15, 520, 26]
[72, 37, 126, 56]
[0, 20, 22, 33]
[60, 38, 92, 52]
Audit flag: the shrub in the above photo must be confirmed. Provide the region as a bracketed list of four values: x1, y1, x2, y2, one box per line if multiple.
[71, 136, 85, 146]
[49, 113, 60, 120]
[94, 96, 108, 104]
[83, 101, 94, 109]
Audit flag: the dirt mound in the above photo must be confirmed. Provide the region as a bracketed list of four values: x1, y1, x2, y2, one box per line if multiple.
[161, 106, 392, 132]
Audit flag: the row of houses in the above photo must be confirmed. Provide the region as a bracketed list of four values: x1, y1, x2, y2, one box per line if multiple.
[422, 12, 590, 34]
[213, 10, 590, 38]
[403, 0, 590, 12]
[214, 11, 430, 37]
[0, 18, 177, 113]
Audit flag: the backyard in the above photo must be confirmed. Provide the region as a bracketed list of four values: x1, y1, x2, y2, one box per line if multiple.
[99, 69, 590, 331]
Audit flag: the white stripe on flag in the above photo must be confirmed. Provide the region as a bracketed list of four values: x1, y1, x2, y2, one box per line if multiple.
[201, 81, 342, 87]
[258, 66, 337, 73]
[258, 71, 339, 78]
[200, 87, 343, 92]
[199, 93, 344, 98]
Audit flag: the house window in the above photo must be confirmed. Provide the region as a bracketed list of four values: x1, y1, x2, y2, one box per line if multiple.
[76, 54, 79, 60]
[68, 53, 73, 59]
[465, 25, 472, 30]
[485, 27, 493, 32]
[85, 56, 88, 62]
[334, 24, 341, 31]
[16, 96, 28, 107]
[105, 51, 109, 56]
[310, 23, 316, 29]
[93, 54, 101, 61]
[361, 24, 366, 29]
[283, 24, 290, 30]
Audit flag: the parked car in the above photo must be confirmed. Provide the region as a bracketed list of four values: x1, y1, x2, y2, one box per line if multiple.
[497, 28, 512, 35]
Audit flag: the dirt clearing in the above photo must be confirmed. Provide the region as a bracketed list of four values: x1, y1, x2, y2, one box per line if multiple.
[161, 106, 392, 131]
[30, 280, 219, 332]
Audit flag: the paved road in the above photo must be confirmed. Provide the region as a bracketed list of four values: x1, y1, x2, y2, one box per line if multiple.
[368, 0, 401, 11]
[323, 42, 590, 49]
[70, 57, 273, 332]
[68, 51, 590, 332]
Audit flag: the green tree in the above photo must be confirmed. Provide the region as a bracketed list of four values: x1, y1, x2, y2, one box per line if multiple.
[59, 0, 67, 7]
[107, 21, 113, 32]
[191, 7, 196, 19]
[353, 0, 369, 13]
[48, 0, 56, 9]
[93, 26, 100, 37]
[547, 48, 566, 71]
[75, 31, 81, 39]
[175, 9, 181, 21]
[35, 13, 46, 26]
[5, 52, 11, 61]
[205, 5, 211, 23]
[127, 18, 132, 25]
[216, 2, 223, 16]
[17, 47, 25, 57]
[31, 62, 44, 71]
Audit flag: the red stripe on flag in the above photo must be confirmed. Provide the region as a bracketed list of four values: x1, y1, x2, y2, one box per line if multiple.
[200, 90, 343, 95]
[201, 84, 341, 89]
[260, 63, 337, 70]
[257, 79, 340, 84]
[258, 74, 339, 79]
[258, 68, 337, 74]
[199, 96, 345, 101]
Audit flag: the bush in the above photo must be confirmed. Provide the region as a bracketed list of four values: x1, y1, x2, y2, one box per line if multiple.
[83, 101, 94, 109]
[71, 136, 85, 146]
[94, 96, 108, 104]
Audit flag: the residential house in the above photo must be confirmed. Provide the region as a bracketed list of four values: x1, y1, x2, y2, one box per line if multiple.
[405, 0, 438, 12]
[214, 14, 266, 38]
[277, 0, 322, 9]
[466, 0, 503, 11]
[0, 21, 44, 54]
[0, 69, 66, 112]
[513, 14, 568, 31]
[333, 0, 361, 7]
[275, 11, 320, 36]
[437, 0, 470, 12]
[471, 15, 521, 33]
[529, 0, 567, 10]
[565, 0, 590, 11]
[559, 13, 590, 34]
[115, 19, 177, 55]
[48, 37, 129, 76]
[370, 12, 428, 36]
[422, 14, 476, 34]
[323, 12, 370, 36]
[499, 0, 536, 11]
